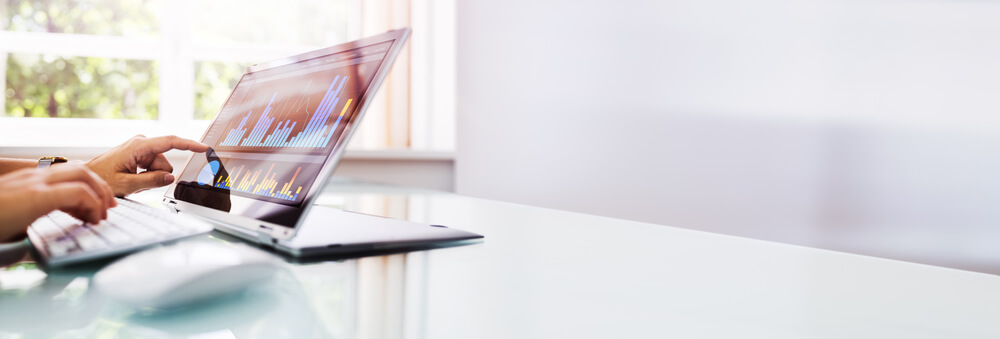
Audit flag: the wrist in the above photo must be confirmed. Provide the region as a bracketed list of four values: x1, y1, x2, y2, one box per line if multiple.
[0, 159, 40, 175]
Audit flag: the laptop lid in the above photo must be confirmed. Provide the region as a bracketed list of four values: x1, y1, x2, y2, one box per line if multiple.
[163, 28, 410, 241]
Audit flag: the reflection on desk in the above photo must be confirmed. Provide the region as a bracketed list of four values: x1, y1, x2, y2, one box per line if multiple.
[0, 240, 421, 337]
[0, 177, 998, 338]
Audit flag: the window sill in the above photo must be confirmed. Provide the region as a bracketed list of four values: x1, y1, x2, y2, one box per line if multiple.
[0, 145, 453, 162]
[0, 118, 210, 148]
[0, 118, 454, 161]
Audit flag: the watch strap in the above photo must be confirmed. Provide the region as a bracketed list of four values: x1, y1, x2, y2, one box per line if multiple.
[38, 156, 69, 169]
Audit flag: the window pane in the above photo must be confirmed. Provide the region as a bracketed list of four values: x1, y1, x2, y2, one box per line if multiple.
[190, 0, 349, 46]
[4, 53, 158, 119]
[1, 0, 160, 37]
[193, 61, 249, 120]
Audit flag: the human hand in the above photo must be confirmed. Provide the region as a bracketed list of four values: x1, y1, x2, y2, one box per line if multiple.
[86, 135, 210, 197]
[0, 164, 116, 242]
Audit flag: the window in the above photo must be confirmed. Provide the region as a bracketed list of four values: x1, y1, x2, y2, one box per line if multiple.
[0, 0, 454, 151]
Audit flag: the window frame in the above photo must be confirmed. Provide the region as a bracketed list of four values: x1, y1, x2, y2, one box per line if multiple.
[0, 0, 455, 152]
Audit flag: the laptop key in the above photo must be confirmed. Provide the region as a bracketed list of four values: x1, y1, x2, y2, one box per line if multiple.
[89, 222, 134, 245]
[30, 217, 65, 238]
[114, 222, 158, 241]
[48, 212, 80, 228]
[75, 231, 109, 251]
[47, 236, 79, 257]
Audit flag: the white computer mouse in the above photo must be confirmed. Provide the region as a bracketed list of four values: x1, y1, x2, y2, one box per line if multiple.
[93, 241, 282, 309]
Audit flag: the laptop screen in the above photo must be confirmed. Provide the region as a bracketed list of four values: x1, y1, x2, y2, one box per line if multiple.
[169, 36, 401, 228]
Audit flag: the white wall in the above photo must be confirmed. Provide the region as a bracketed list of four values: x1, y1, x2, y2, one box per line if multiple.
[455, 0, 1000, 272]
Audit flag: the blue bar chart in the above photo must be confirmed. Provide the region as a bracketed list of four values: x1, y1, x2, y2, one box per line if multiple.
[211, 162, 305, 201]
[217, 75, 356, 149]
[195, 158, 316, 203]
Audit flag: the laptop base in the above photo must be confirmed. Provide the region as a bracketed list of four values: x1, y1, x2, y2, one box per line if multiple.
[202, 204, 482, 258]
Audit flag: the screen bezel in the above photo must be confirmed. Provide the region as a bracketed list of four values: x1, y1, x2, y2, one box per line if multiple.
[162, 28, 411, 241]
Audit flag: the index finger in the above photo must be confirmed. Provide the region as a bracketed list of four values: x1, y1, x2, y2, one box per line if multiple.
[136, 135, 210, 155]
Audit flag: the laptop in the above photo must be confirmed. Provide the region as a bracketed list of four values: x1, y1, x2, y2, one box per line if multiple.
[28, 28, 481, 266]
[164, 27, 482, 256]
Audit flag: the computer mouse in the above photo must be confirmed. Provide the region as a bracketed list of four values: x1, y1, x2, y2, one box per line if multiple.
[93, 240, 282, 309]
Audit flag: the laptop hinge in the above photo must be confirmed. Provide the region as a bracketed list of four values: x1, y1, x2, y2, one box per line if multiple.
[256, 225, 277, 246]
[165, 200, 180, 213]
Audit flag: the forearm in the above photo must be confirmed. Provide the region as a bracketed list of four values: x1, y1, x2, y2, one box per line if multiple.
[0, 159, 38, 175]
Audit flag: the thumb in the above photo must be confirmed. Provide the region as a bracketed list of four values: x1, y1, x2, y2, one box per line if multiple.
[124, 170, 175, 193]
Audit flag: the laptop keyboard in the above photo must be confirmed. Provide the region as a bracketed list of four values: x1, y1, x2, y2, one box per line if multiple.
[28, 198, 213, 266]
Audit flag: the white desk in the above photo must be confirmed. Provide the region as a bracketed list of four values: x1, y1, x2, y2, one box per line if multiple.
[0, 178, 997, 338]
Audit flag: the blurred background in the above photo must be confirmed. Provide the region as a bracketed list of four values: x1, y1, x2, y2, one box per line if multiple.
[3, 0, 1000, 274]
[0, 0, 458, 190]
[455, 0, 1000, 274]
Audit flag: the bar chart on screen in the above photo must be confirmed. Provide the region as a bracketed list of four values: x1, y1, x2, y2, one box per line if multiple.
[208, 160, 316, 202]
[217, 75, 357, 150]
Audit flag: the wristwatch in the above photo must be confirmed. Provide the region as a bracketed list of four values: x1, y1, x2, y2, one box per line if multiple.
[37, 156, 68, 169]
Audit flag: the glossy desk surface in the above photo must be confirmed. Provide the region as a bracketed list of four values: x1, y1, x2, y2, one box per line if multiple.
[1, 178, 998, 338]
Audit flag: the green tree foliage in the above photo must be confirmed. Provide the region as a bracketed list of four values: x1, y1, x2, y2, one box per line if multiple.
[2, 0, 160, 119]
[5, 54, 158, 119]
[193, 61, 249, 120]
[3, 0, 159, 37]
[2, 0, 350, 120]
